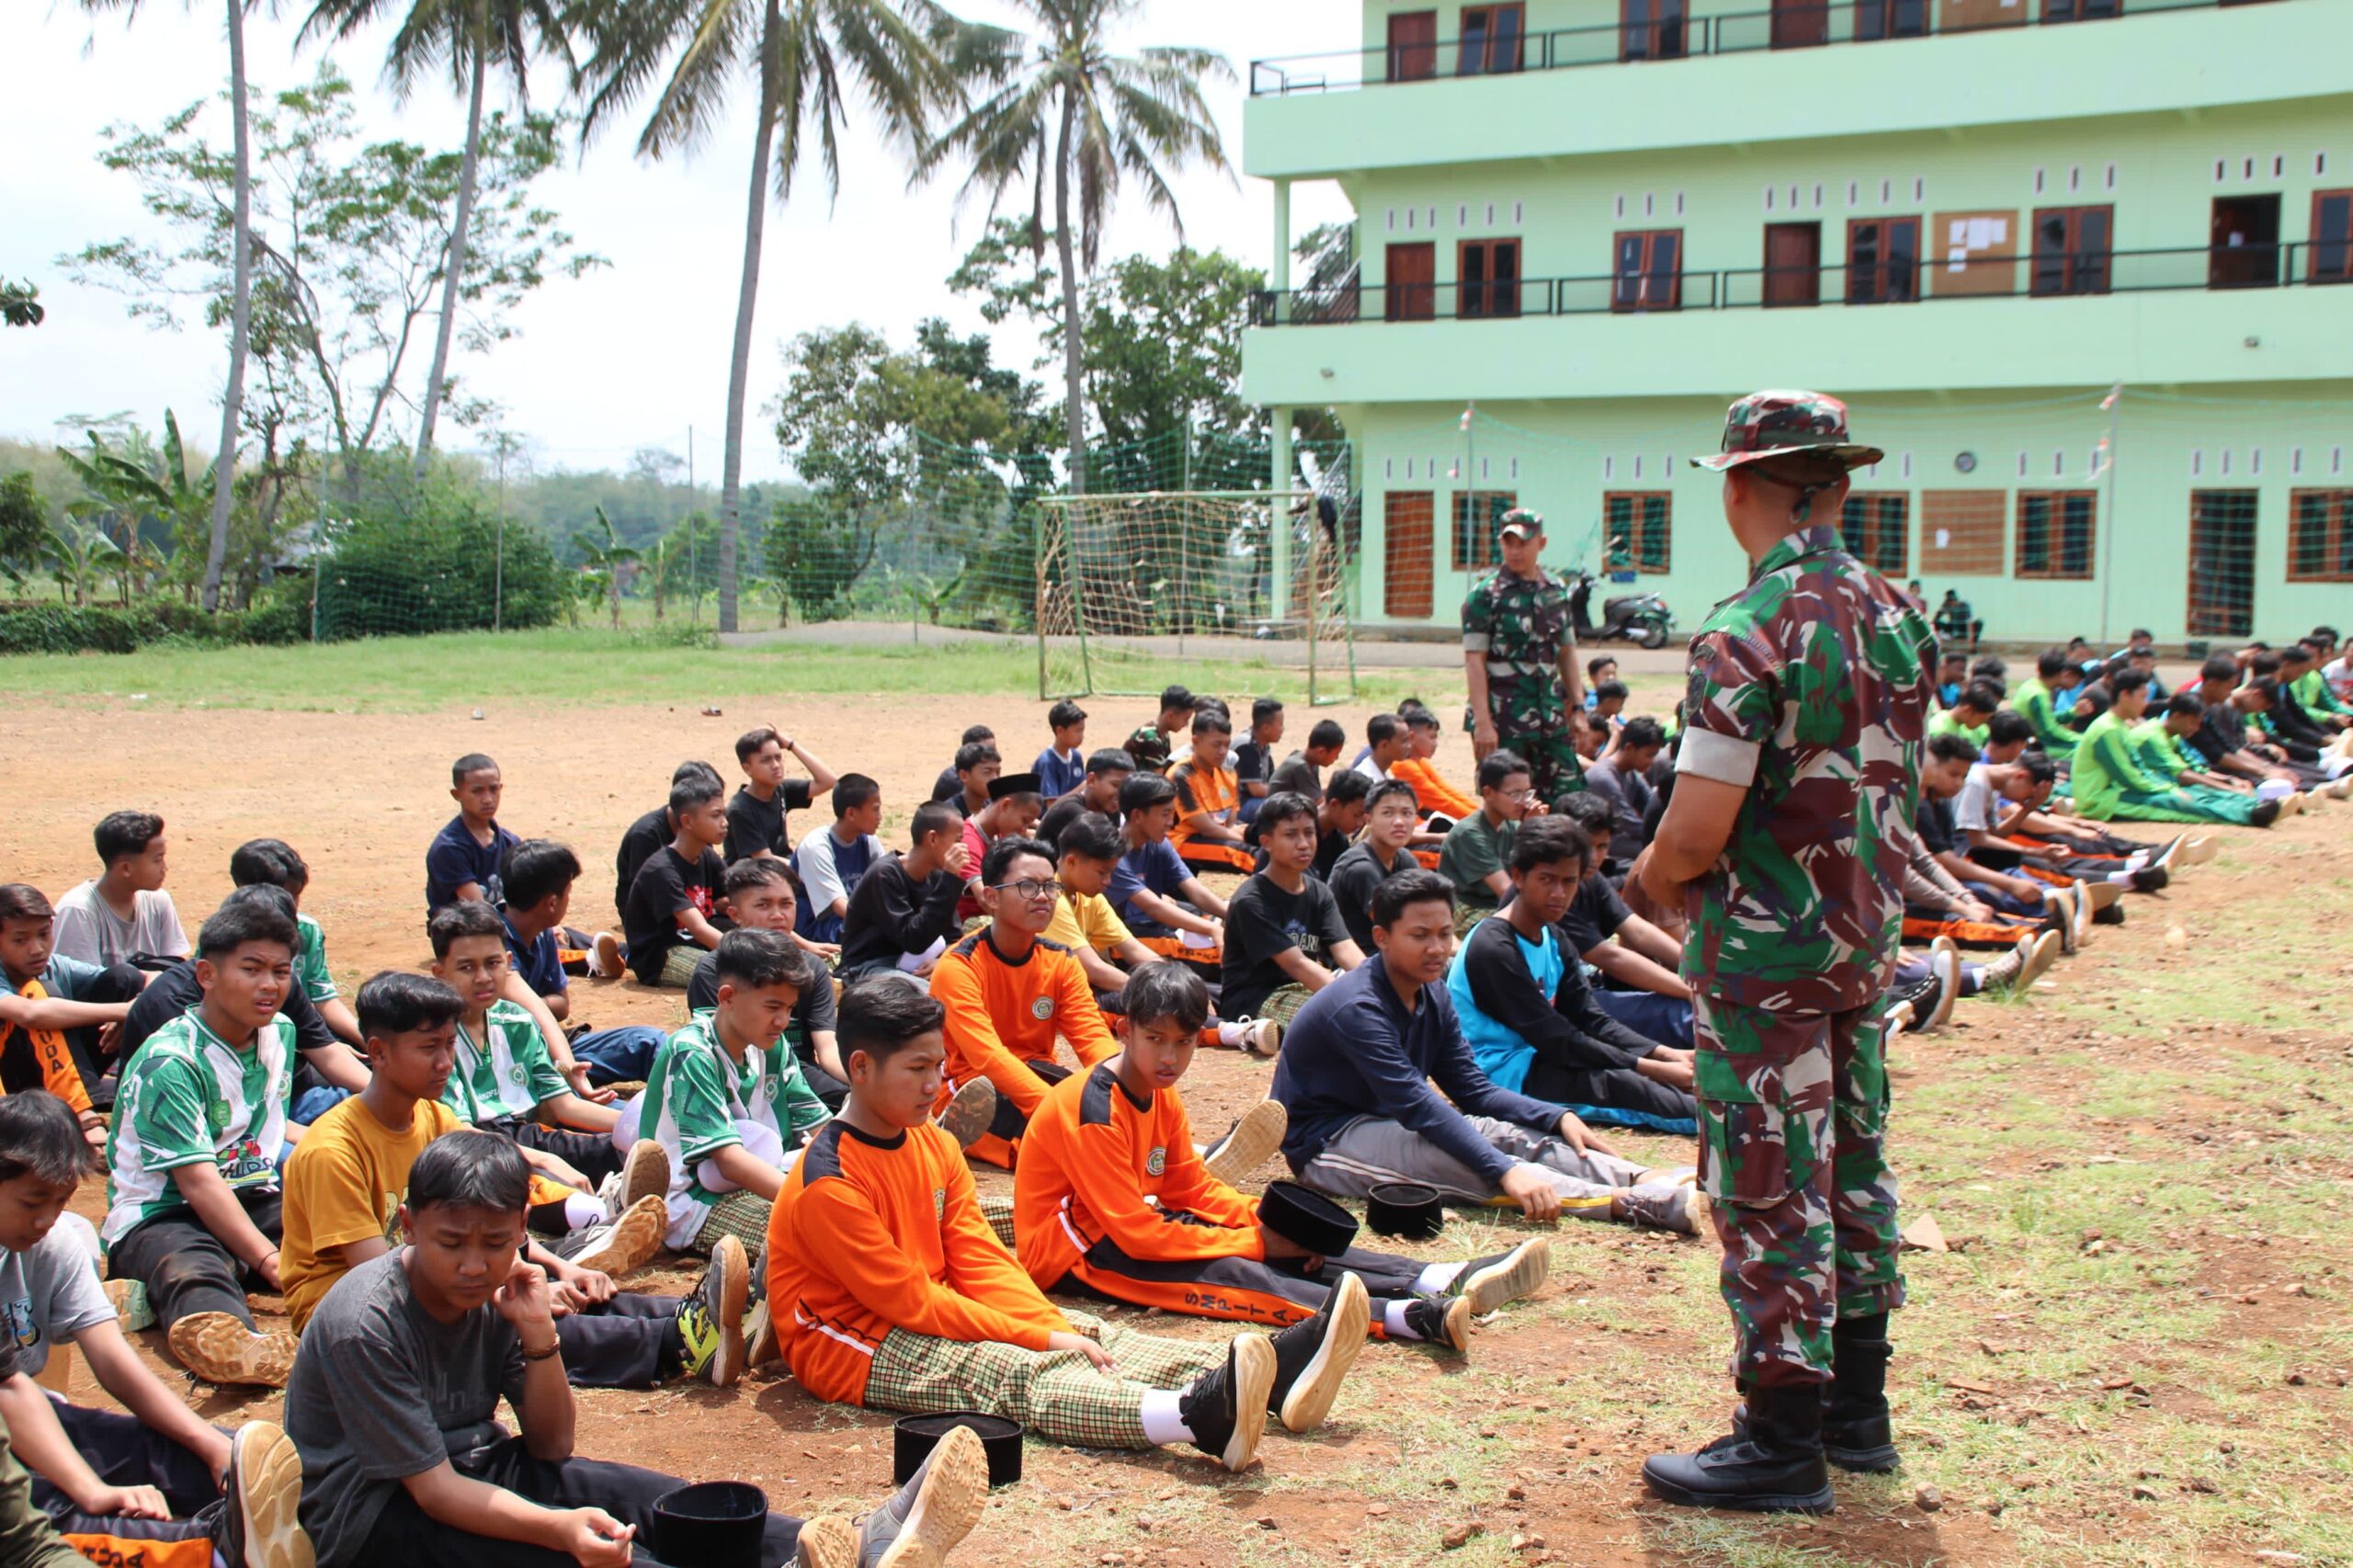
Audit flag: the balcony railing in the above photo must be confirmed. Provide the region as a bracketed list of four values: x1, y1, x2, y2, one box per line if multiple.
[1248, 242, 2346, 326]
[1249, 0, 2269, 97]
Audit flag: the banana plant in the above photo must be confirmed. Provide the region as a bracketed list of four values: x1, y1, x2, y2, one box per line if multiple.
[45, 519, 123, 607]
[570, 505, 640, 629]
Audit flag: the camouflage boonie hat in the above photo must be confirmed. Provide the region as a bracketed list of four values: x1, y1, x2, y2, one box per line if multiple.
[1690, 390, 1883, 472]
[1498, 507, 1543, 540]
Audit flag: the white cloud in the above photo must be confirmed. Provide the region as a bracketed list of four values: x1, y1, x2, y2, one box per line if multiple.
[2, 0, 1356, 483]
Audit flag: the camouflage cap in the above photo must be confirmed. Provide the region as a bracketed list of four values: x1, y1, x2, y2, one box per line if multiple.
[1690, 390, 1884, 472]
[1497, 506, 1544, 540]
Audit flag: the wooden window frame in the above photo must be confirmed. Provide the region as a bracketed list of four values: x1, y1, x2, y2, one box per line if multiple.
[1458, 237, 1523, 319]
[1384, 241, 1437, 323]
[1845, 215, 1923, 304]
[1620, 0, 1688, 60]
[1611, 229, 1682, 312]
[2311, 188, 2353, 284]
[1605, 491, 1673, 574]
[1386, 10, 1439, 81]
[2029, 205, 2113, 297]
[1451, 490, 1517, 571]
[2016, 490, 2098, 581]
[2287, 489, 2353, 583]
[1383, 492, 1437, 619]
[1457, 4, 1527, 74]
[1840, 492, 1911, 574]
[1853, 0, 1928, 40]
[2188, 489, 2259, 639]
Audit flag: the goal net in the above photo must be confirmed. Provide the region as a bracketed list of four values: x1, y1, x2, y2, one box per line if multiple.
[1034, 490, 1357, 704]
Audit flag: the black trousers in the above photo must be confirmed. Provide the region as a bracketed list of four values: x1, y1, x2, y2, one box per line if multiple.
[1061, 1233, 1436, 1331]
[1522, 1058, 1696, 1125]
[1, 961, 141, 1104]
[483, 1114, 625, 1184]
[107, 1187, 282, 1332]
[351, 1437, 802, 1568]
[985, 1060, 1073, 1142]
[554, 1292, 685, 1389]
[32, 1398, 225, 1548]
[801, 1061, 849, 1112]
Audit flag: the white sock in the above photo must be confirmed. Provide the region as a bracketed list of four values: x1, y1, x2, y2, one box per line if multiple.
[564, 1193, 608, 1231]
[2105, 869, 2134, 885]
[1384, 1300, 1424, 1341]
[1138, 1389, 1193, 1447]
[1214, 1020, 1246, 1047]
[1414, 1261, 1463, 1294]
[2125, 852, 2150, 869]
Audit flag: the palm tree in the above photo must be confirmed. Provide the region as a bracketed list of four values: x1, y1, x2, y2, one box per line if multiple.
[84, 0, 254, 612]
[572, 506, 641, 628]
[301, 0, 575, 480]
[918, 0, 1229, 494]
[574, 0, 968, 632]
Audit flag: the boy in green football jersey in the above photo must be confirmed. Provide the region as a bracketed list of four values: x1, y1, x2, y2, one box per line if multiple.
[102, 898, 305, 1390]
[227, 838, 358, 1049]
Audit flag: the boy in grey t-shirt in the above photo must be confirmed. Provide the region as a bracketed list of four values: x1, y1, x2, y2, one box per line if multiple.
[285, 1130, 988, 1568]
[50, 811, 188, 970]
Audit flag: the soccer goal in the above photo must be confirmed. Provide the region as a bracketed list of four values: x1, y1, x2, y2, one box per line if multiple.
[1033, 490, 1357, 705]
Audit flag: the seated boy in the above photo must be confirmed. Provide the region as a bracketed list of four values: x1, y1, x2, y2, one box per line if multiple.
[1268, 719, 1345, 802]
[1269, 869, 1701, 1233]
[286, 1131, 984, 1568]
[1122, 684, 1198, 776]
[102, 898, 306, 1387]
[838, 802, 974, 983]
[1232, 698, 1285, 824]
[1588, 681, 1629, 728]
[228, 839, 361, 1047]
[623, 930, 829, 1256]
[428, 902, 627, 1188]
[496, 839, 666, 1089]
[2012, 647, 2085, 757]
[1436, 751, 1535, 920]
[931, 839, 1120, 1168]
[283, 974, 742, 1391]
[1306, 770, 1372, 881]
[1351, 714, 1409, 782]
[1928, 681, 2000, 750]
[2123, 695, 2275, 826]
[426, 756, 520, 914]
[722, 725, 837, 866]
[1109, 775, 1228, 965]
[1326, 779, 1423, 952]
[1035, 700, 1089, 800]
[690, 859, 849, 1108]
[613, 760, 722, 923]
[1016, 963, 1550, 1358]
[945, 741, 1001, 822]
[931, 724, 995, 805]
[621, 771, 730, 988]
[1168, 710, 1256, 875]
[0, 1089, 310, 1568]
[792, 773, 884, 944]
[51, 810, 188, 971]
[1445, 819, 1697, 1134]
[1392, 703, 1476, 831]
[1036, 749, 1133, 854]
[768, 978, 1364, 1471]
[1220, 793, 1363, 1036]
[0, 885, 138, 1145]
[955, 774, 1045, 922]
[1580, 718, 1663, 869]
[2071, 671, 2257, 824]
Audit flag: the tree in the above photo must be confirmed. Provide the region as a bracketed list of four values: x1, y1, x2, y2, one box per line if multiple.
[0, 280, 42, 328]
[68, 63, 599, 501]
[574, 0, 968, 634]
[917, 0, 1230, 494]
[0, 474, 50, 591]
[44, 520, 124, 608]
[55, 410, 212, 601]
[301, 0, 579, 480]
[571, 505, 640, 627]
[1074, 247, 1262, 449]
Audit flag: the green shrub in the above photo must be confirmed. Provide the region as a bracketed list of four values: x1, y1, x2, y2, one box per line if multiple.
[313, 490, 564, 642]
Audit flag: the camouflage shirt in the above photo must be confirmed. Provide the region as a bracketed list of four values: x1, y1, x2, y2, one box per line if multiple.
[1461, 566, 1573, 714]
[1676, 525, 1937, 1014]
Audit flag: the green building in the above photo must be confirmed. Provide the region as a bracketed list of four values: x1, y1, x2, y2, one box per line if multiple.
[1244, 0, 2353, 649]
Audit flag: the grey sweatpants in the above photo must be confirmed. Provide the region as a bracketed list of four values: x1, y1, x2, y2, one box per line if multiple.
[1297, 1114, 1651, 1222]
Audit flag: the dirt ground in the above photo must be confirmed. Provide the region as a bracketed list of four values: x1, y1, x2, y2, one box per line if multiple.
[3, 689, 2347, 1568]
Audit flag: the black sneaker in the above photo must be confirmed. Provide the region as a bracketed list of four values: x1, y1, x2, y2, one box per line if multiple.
[1450, 1239, 1552, 1316]
[1178, 1335, 1275, 1471]
[1266, 1273, 1367, 1433]
[2252, 798, 2282, 827]
[1402, 1293, 1471, 1354]
[2128, 865, 2169, 895]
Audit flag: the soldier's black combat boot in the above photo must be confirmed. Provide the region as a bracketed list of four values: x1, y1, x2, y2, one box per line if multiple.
[1821, 1315, 1901, 1471]
[1642, 1385, 1835, 1513]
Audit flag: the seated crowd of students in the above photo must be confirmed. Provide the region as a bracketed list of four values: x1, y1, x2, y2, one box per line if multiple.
[0, 633, 2325, 1567]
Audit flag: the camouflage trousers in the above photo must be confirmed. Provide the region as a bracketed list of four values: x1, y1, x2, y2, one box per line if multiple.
[1485, 683, 1586, 802]
[1691, 990, 1904, 1389]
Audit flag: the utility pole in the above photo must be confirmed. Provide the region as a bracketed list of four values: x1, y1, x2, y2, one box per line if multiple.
[494, 431, 507, 633]
[2096, 382, 2120, 647]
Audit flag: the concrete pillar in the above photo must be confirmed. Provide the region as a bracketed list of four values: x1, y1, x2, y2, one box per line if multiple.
[1271, 405, 1294, 627]
[1272, 178, 1292, 295]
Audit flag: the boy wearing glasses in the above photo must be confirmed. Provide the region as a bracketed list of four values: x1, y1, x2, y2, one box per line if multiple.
[929, 838, 1119, 1170]
[1436, 751, 1539, 925]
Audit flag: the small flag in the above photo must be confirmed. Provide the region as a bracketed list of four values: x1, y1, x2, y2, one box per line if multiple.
[2099, 383, 2120, 412]
[1460, 403, 1475, 432]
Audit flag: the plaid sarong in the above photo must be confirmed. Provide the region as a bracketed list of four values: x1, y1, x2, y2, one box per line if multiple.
[1452, 903, 1494, 937]
[866, 1312, 1220, 1450]
[658, 944, 704, 989]
[978, 1193, 1017, 1252]
[1254, 983, 1314, 1031]
[688, 1189, 770, 1256]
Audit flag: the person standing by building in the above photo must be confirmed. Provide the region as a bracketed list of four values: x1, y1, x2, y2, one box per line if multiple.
[1631, 392, 1937, 1514]
[1462, 510, 1585, 801]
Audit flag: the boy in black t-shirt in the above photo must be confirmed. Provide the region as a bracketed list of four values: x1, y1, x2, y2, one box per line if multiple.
[1326, 778, 1422, 951]
[613, 761, 722, 922]
[930, 725, 995, 805]
[838, 803, 975, 982]
[622, 774, 730, 988]
[1269, 719, 1346, 802]
[1233, 698, 1286, 824]
[723, 726, 837, 866]
[1221, 793, 1364, 1031]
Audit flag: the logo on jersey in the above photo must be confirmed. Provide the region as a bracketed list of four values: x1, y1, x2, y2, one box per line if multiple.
[933, 1187, 947, 1221]
[1144, 1147, 1166, 1176]
[1030, 997, 1055, 1020]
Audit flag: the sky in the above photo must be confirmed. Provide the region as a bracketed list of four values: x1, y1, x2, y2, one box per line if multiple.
[3, 1, 1357, 484]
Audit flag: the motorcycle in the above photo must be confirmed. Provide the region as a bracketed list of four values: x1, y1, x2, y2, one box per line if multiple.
[1566, 569, 1675, 650]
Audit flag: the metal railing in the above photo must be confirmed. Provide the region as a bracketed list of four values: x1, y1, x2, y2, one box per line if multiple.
[1249, 0, 2269, 97]
[1247, 241, 2347, 326]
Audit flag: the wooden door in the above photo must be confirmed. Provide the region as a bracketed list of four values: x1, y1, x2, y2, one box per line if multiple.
[1385, 243, 1436, 321]
[1772, 0, 1829, 47]
[1763, 222, 1822, 306]
[1383, 493, 1436, 619]
[2210, 195, 2282, 289]
[1386, 11, 1438, 81]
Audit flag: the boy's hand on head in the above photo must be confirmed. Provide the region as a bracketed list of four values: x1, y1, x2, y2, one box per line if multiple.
[494, 1256, 558, 1336]
[1047, 1331, 1118, 1371]
[562, 1508, 635, 1568]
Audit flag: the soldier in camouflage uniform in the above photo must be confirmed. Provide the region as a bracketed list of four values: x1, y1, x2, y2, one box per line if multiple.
[1461, 510, 1586, 801]
[1632, 392, 1938, 1514]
